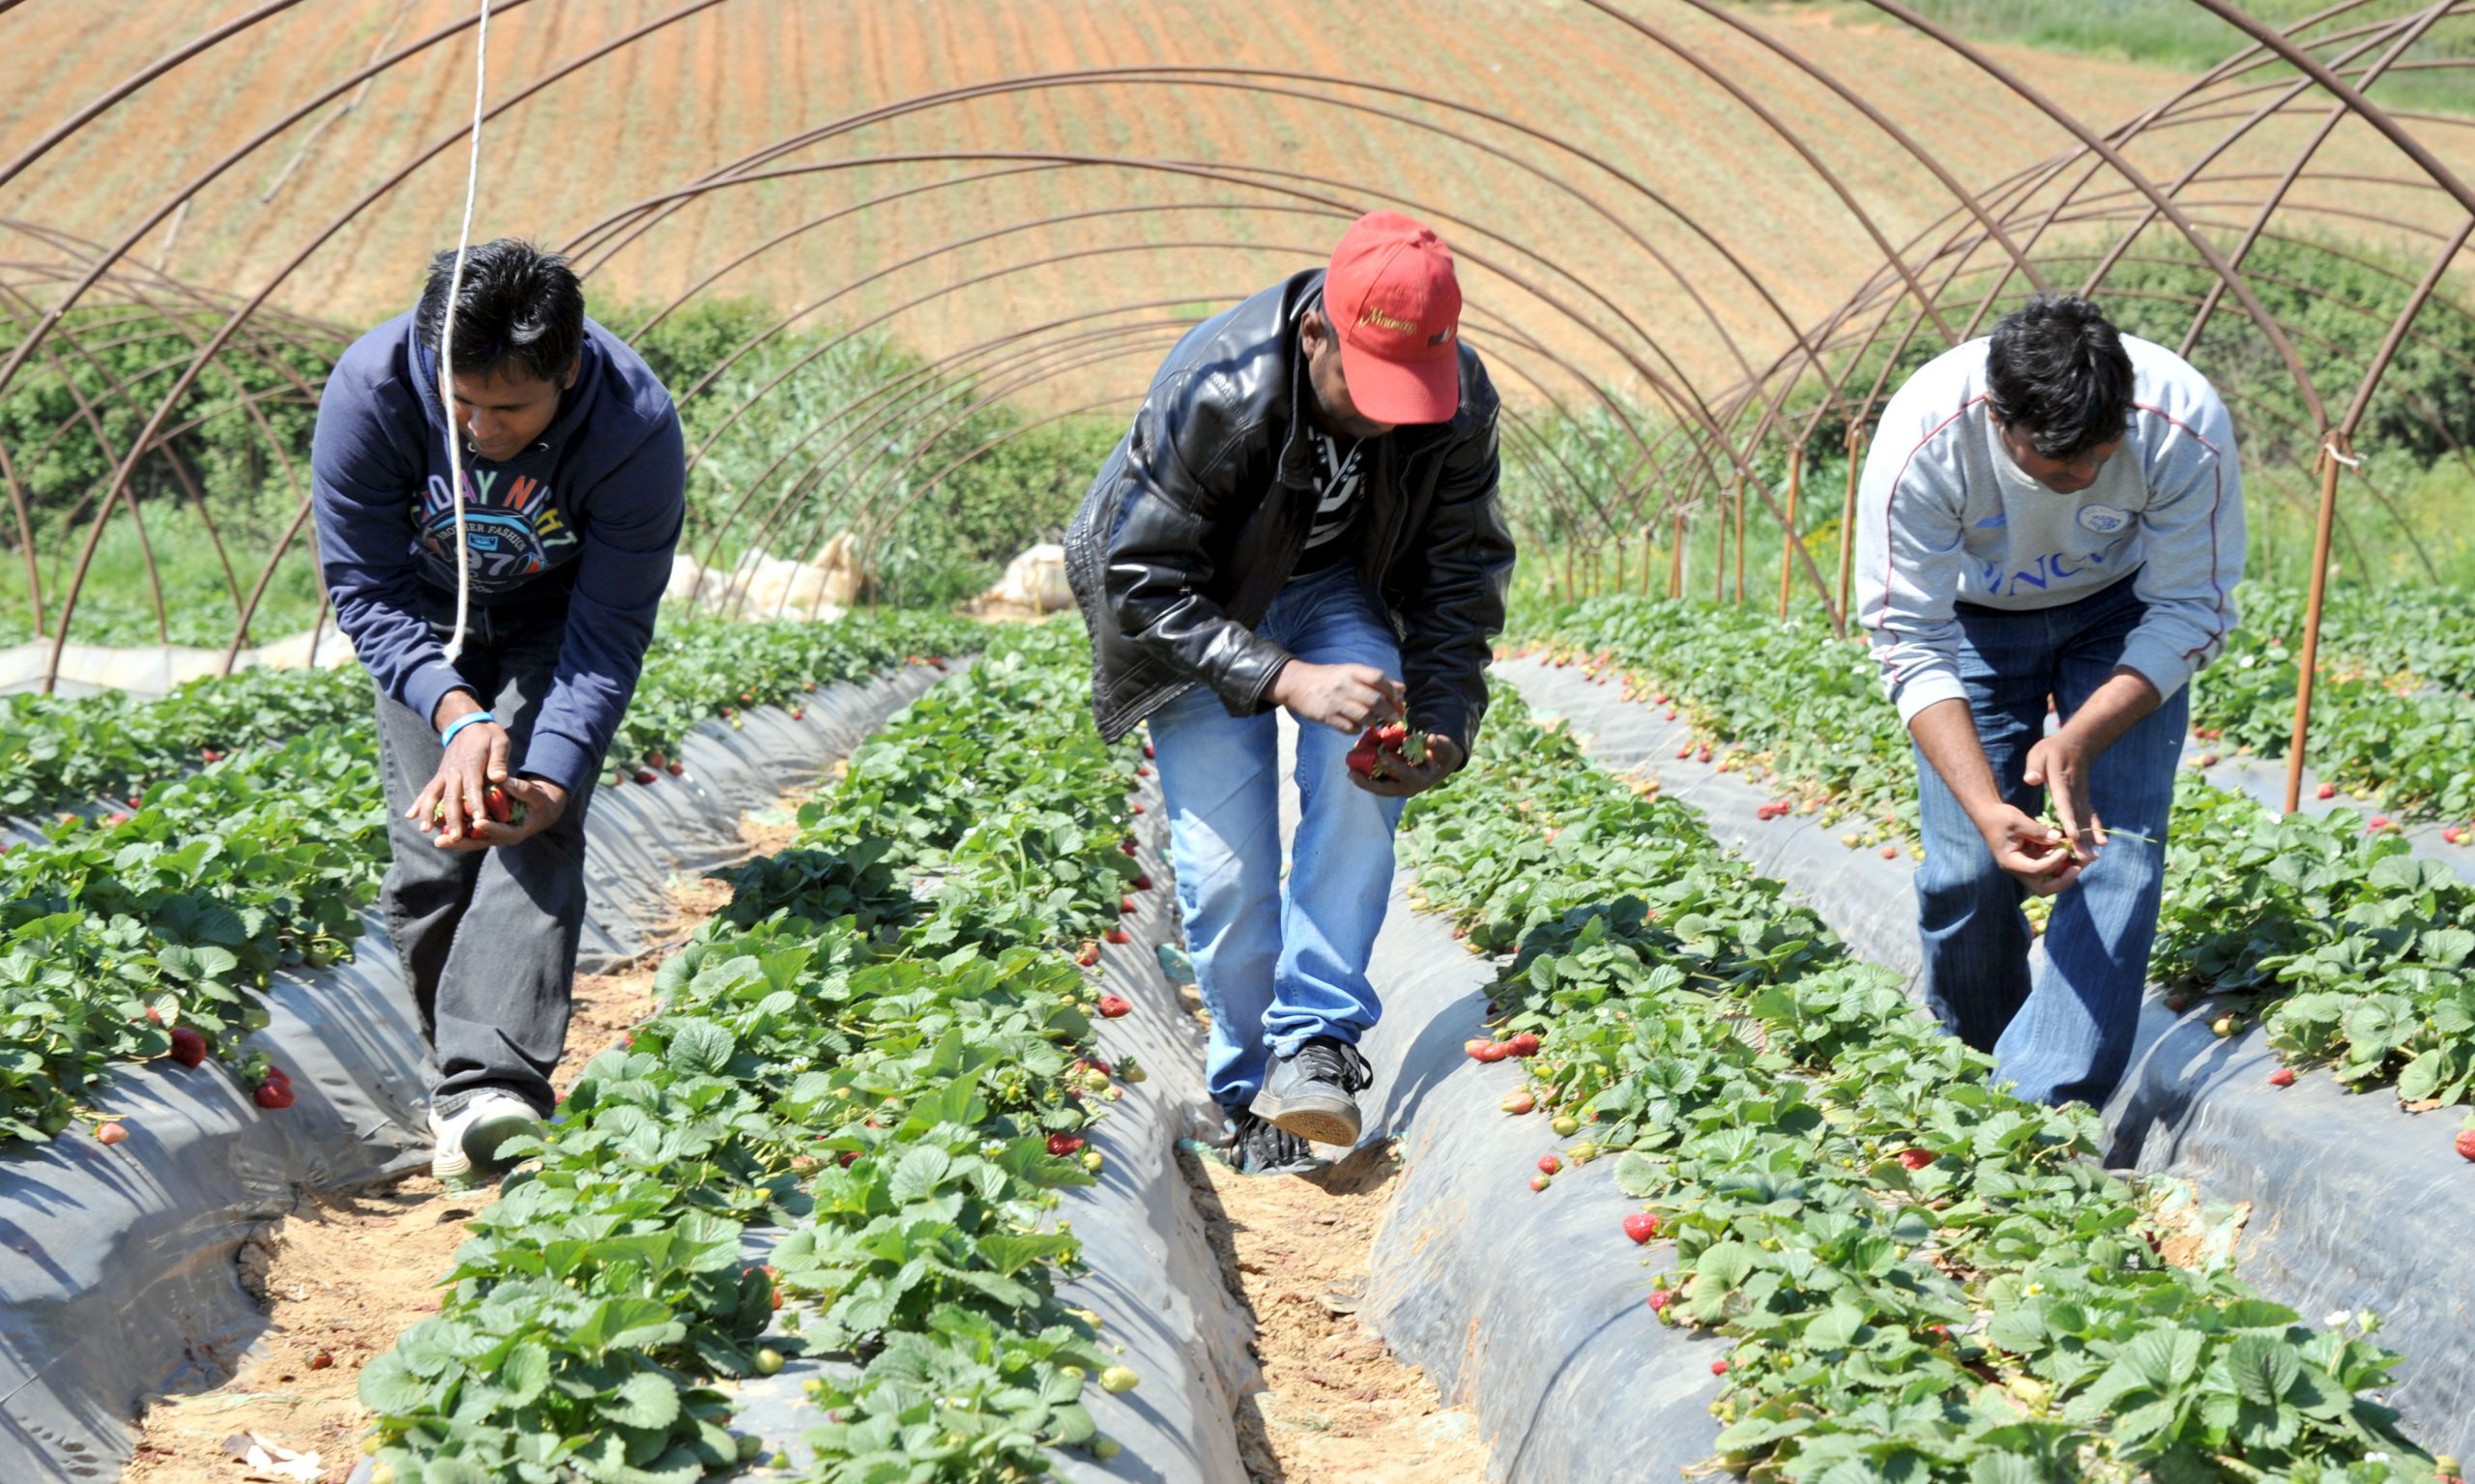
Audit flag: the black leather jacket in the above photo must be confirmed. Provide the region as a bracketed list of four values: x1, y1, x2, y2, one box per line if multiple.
[1064, 270, 1515, 766]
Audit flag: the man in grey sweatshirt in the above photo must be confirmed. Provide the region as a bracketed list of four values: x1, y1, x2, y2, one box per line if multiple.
[1854, 293, 2244, 1106]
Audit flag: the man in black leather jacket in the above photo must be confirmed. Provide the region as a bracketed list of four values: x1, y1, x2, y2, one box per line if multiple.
[1066, 212, 1515, 1174]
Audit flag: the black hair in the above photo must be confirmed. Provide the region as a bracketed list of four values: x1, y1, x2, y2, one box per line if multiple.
[414, 238, 584, 384]
[1985, 293, 2134, 460]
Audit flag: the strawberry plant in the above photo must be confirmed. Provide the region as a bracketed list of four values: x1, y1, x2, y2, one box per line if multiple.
[1522, 594, 2475, 1107]
[360, 623, 1151, 1483]
[1396, 696, 2443, 1479]
[0, 613, 967, 1147]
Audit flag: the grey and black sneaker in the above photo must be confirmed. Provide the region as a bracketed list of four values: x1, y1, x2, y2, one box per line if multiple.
[429, 1089, 542, 1190]
[1251, 1036, 1374, 1148]
[1217, 1107, 1330, 1177]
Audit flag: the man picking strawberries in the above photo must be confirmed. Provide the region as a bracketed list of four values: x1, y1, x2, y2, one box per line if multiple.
[1067, 212, 1515, 1174]
[314, 240, 684, 1187]
[1857, 293, 2244, 1107]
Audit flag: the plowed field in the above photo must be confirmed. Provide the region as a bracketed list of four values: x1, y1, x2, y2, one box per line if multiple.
[5, 0, 2468, 411]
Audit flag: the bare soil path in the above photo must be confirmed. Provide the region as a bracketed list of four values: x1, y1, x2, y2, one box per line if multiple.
[1184, 1125, 1491, 1480]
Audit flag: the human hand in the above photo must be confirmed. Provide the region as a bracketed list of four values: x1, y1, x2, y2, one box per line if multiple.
[409, 715, 569, 851]
[2023, 733, 2103, 864]
[1349, 732, 1464, 798]
[1973, 802, 2083, 896]
[1271, 660, 1406, 733]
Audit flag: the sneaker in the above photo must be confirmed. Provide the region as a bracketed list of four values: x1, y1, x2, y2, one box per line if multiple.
[429, 1090, 542, 1190]
[1211, 1107, 1330, 1177]
[1251, 1036, 1374, 1148]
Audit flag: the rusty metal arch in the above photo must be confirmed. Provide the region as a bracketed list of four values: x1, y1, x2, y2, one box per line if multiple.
[1, 0, 2471, 802]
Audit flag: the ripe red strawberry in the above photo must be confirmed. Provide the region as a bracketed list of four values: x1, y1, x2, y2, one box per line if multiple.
[1879, 844, 1900, 859]
[740, 691, 754, 704]
[2316, 782, 2337, 800]
[647, 750, 668, 772]
[254, 1082, 294, 1110]
[1710, 1359, 1730, 1376]
[1143, 743, 1155, 759]
[2370, 815, 2392, 832]
[666, 759, 684, 775]
[1075, 945, 1100, 968]
[1664, 708, 1678, 721]
[1674, 744, 1692, 759]
[1898, 1149, 1933, 1170]
[202, 747, 224, 764]
[128, 794, 143, 809]
[2446, 827, 2466, 846]
[838, 1149, 859, 1168]
[1120, 895, 1136, 915]
[1120, 838, 1138, 856]
[1504, 1031, 1542, 1058]
[2269, 1067, 2296, 1088]
[1047, 1132, 1086, 1157]
[1472, 1041, 1509, 1063]
[1646, 1289, 1672, 1312]
[1136, 766, 1150, 778]
[1529, 1173, 1552, 1192]
[1500, 1090, 1535, 1116]
[1132, 803, 1145, 815]
[1105, 928, 1130, 945]
[1696, 745, 1712, 763]
[168, 1027, 207, 1067]
[1465, 1038, 1492, 1061]
[1097, 994, 1133, 1018]
[790, 709, 803, 721]
[1132, 874, 1153, 891]
[1536, 1153, 1561, 1175]
[635, 770, 657, 785]
[106, 811, 130, 826]
[2198, 753, 2220, 768]
[96, 1121, 129, 1146]
[2456, 1126, 2475, 1161]
[1622, 1212, 1659, 1244]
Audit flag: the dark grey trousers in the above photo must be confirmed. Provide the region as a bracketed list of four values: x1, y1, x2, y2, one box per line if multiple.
[371, 602, 599, 1120]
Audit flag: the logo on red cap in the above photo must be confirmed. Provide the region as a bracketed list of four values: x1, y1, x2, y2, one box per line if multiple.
[1325, 212, 1462, 425]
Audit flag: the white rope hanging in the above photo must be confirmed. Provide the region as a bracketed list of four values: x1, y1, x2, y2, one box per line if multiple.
[436, 0, 491, 662]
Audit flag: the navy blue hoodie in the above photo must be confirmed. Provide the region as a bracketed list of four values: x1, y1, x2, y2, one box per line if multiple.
[311, 311, 685, 795]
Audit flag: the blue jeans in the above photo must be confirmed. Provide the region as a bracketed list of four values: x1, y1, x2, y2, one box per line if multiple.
[1149, 566, 1406, 1109]
[1913, 572, 2188, 1108]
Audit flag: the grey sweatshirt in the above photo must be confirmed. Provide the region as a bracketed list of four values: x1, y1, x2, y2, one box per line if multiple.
[1853, 334, 2245, 725]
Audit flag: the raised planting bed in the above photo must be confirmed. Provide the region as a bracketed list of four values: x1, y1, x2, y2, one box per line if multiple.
[0, 653, 947, 1484]
[337, 626, 1259, 1484]
[1499, 651, 2475, 1457]
[1351, 699, 2452, 1479]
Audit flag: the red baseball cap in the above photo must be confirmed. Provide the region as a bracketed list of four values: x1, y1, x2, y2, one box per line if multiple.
[1325, 211, 1462, 425]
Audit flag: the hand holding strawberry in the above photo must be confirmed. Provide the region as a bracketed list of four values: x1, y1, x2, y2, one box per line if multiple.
[414, 692, 513, 848]
[1345, 709, 1463, 798]
[411, 710, 569, 853]
[1974, 802, 2083, 897]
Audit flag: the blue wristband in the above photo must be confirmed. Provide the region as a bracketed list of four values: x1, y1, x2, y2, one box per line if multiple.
[440, 711, 498, 749]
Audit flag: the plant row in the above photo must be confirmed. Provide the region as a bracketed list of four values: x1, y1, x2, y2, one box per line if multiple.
[1399, 698, 2440, 1481]
[0, 613, 961, 1146]
[359, 622, 1164, 1484]
[1521, 596, 2475, 1114]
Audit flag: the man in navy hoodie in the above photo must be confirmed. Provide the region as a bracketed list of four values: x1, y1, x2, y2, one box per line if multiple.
[313, 240, 684, 1187]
